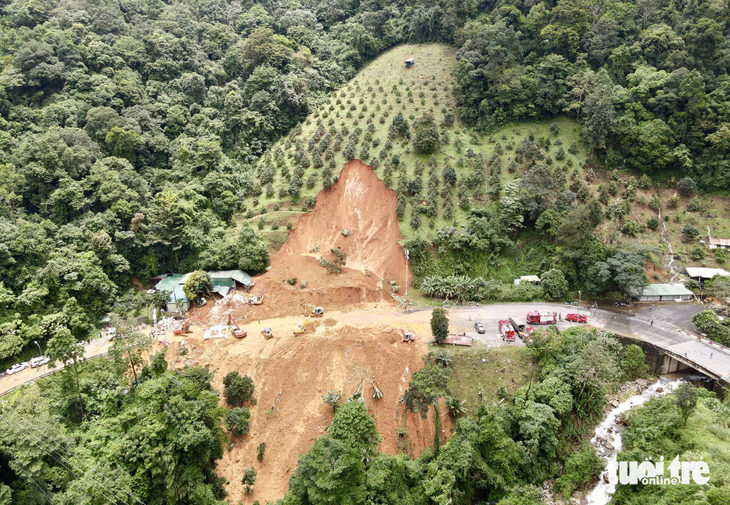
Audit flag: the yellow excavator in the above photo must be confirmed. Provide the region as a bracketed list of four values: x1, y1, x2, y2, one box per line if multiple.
[294, 319, 320, 335]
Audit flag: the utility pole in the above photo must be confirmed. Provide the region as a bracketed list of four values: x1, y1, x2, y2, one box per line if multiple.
[404, 249, 409, 297]
[579, 290, 582, 307]
[33, 340, 42, 357]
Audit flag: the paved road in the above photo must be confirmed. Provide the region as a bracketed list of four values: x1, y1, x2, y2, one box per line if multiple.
[0, 336, 114, 396]
[447, 302, 729, 383]
[2, 302, 727, 396]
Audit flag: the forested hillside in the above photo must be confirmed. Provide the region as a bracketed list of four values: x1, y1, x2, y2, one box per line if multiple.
[2, 0, 730, 503]
[2, 0, 730, 362]
[0, 0, 448, 367]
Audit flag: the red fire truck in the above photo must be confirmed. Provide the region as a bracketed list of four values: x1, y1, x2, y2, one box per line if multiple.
[566, 313, 587, 323]
[526, 311, 557, 325]
[499, 319, 516, 342]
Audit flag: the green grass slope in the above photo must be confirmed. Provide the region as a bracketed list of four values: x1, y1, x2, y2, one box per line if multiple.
[249, 43, 589, 246]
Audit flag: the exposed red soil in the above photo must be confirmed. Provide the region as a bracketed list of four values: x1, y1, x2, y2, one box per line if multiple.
[178, 160, 433, 503]
[166, 321, 439, 505]
[238, 160, 407, 320]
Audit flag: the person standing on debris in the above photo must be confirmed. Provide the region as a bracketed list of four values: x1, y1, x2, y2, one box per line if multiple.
[651, 320, 653, 326]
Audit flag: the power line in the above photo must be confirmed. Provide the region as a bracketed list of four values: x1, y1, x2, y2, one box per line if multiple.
[1, 411, 124, 505]
[2, 411, 140, 505]
[14, 461, 56, 504]
[8, 411, 135, 505]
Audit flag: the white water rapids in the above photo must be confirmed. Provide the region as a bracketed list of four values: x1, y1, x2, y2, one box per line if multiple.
[585, 377, 686, 505]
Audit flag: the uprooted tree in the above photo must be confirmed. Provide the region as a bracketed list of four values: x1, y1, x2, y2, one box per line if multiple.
[320, 246, 347, 274]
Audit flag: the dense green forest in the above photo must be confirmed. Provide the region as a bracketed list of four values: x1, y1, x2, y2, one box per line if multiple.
[2, 0, 730, 362]
[2, 0, 730, 501]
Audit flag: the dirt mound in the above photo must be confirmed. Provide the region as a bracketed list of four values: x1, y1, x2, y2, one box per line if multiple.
[283, 159, 406, 281]
[240, 160, 407, 319]
[173, 323, 438, 504]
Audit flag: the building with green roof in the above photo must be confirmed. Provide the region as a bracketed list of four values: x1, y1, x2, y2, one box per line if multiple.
[627, 283, 694, 302]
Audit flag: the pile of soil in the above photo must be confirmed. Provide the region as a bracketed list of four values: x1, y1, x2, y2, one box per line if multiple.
[240, 160, 407, 320]
[171, 323, 439, 505]
[178, 160, 431, 504]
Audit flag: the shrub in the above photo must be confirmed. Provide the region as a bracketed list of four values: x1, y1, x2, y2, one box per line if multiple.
[287, 277, 297, 285]
[677, 177, 696, 196]
[223, 371, 255, 407]
[621, 220, 640, 236]
[682, 224, 700, 242]
[691, 245, 705, 260]
[319, 257, 342, 274]
[608, 181, 618, 196]
[647, 217, 660, 230]
[548, 122, 561, 135]
[242, 467, 257, 494]
[286, 221, 293, 230]
[412, 113, 440, 155]
[554, 445, 604, 499]
[620, 344, 649, 379]
[687, 197, 704, 212]
[541, 268, 569, 300]
[648, 194, 661, 210]
[225, 407, 251, 437]
[430, 308, 449, 345]
[714, 248, 727, 263]
[257, 442, 267, 462]
[568, 142, 578, 154]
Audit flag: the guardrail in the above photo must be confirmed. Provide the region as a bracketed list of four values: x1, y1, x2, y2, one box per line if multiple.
[0, 352, 109, 398]
[659, 347, 727, 384]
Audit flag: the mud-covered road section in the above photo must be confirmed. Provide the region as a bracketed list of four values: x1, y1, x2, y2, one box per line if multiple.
[238, 160, 407, 320]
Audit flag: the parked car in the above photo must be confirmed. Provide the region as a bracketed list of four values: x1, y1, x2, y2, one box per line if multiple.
[474, 322, 485, 334]
[6, 362, 29, 375]
[30, 356, 50, 368]
[106, 327, 117, 341]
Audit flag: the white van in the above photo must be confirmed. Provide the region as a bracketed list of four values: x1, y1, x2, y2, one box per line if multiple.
[30, 356, 50, 368]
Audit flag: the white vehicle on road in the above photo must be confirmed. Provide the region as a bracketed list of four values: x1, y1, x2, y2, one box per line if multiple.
[6, 362, 29, 375]
[106, 327, 117, 341]
[30, 356, 50, 368]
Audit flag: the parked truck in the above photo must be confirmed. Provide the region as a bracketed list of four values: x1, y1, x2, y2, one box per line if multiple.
[526, 311, 556, 325]
[499, 319, 516, 342]
[566, 313, 587, 323]
[509, 317, 526, 338]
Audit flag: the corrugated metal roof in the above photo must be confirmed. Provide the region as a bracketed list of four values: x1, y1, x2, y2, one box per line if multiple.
[629, 284, 693, 297]
[154, 274, 189, 305]
[154, 274, 186, 292]
[520, 275, 541, 282]
[172, 285, 188, 304]
[208, 270, 253, 286]
[710, 238, 730, 247]
[685, 267, 730, 279]
[211, 285, 231, 297]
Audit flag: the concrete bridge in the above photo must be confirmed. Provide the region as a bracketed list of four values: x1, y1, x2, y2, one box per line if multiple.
[588, 306, 730, 387]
